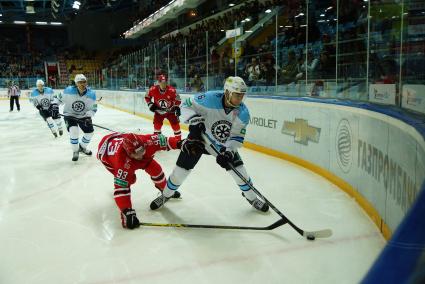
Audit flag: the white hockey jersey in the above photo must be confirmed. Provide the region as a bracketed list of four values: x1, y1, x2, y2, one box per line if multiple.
[181, 91, 249, 151]
[57, 86, 97, 119]
[30, 87, 58, 110]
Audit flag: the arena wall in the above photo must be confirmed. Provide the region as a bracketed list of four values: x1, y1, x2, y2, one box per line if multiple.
[96, 89, 425, 239]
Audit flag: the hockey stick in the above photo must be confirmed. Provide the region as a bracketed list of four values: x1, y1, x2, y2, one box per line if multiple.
[59, 113, 117, 133]
[140, 218, 285, 231]
[201, 133, 332, 240]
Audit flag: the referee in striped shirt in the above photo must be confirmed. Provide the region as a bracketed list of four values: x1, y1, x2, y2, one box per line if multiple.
[7, 82, 21, 112]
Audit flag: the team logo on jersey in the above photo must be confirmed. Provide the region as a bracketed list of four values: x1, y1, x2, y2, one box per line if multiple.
[157, 99, 169, 109]
[40, 98, 50, 108]
[72, 101, 85, 112]
[211, 120, 232, 143]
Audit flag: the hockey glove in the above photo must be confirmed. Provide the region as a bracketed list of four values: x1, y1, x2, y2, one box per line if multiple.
[121, 208, 140, 229]
[173, 106, 181, 117]
[49, 104, 59, 117]
[36, 104, 42, 110]
[187, 115, 206, 140]
[148, 103, 158, 113]
[178, 138, 205, 156]
[83, 117, 92, 127]
[216, 149, 234, 169]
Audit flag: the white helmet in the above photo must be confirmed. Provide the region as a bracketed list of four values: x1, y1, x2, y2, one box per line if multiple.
[224, 76, 247, 107]
[74, 74, 87, 83]
[36, 79, 44, 86]
[224, 76, 247, 94]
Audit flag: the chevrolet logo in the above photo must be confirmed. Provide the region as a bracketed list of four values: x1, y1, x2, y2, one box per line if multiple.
[281, 119, 321, 145]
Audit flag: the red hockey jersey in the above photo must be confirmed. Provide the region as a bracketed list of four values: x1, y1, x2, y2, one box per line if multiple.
[97, 133, 179, 190]
[144, 85, 181, 114]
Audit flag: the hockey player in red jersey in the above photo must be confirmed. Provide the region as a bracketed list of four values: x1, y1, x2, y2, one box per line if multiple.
[97, 132, 182, 229]
[144, 74, 182, 139]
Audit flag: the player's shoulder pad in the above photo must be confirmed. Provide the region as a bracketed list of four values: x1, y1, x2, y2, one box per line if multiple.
[30, 88, 38, 96]
[86, 88, 96, 100]
[64, 86, 77, 95]
[237, 103, 250, 124]
[45, 87, 54, 94]
[193, 91, 223, 109]
[149, 85, 157, 92]
[167, 86, 176, 93]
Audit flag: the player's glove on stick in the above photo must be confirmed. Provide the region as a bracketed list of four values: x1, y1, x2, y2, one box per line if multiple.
[178, 138, 205, 156]
[148, 103, 158, 113]
[173, 106, 181, 117]
[49, 103, 59, 117]
[84, 117, 92, 127]
[121, 208, 140, 229]
[216, 148, 235, 168]
[187, 115, 206, 140]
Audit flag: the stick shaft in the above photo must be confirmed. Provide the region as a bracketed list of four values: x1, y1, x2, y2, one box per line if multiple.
[201, 133, 306, 236]
[140, 218, 285, 231]
[60, 113, 117, 132]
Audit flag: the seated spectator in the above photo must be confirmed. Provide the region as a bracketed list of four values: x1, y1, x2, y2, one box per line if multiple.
[374, 55, 397, 84]
[210, 48, 219, 73]
[317, 50, 336, 79]
[69, 64, 76, 74]
[311, 80, 324, 97]
[190, 74, 204, 92]
[297, 50, 319, 79]
[280, 50, 299, 84]
[260, 57, 276, 85]
[245, 57, 261, 86]
[48, 75, 57, 88]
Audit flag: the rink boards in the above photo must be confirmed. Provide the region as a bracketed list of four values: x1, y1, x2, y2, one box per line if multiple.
[95, 89, 425, 238]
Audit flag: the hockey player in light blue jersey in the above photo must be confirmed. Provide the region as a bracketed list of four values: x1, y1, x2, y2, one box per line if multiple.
[30, 79, 63, 138]
[150, 76, 269, 212]
[57, 74, 97, 161]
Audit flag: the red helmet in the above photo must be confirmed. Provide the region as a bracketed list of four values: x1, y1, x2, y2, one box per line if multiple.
[122, 134, 145, 156]
[158, 74, 167, 82]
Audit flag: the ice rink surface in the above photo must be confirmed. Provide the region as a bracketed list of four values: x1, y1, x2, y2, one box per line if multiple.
[0, 100, 386, 284]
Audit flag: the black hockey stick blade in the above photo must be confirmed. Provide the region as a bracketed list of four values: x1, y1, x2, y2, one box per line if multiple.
[140, 218, 286, 231]
[303, 228, 333, 240]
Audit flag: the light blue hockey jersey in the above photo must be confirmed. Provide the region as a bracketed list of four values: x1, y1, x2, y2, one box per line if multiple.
[30, 87, 57, 110]
[57, 86, 97, 119]
[181, 91, 250, 151]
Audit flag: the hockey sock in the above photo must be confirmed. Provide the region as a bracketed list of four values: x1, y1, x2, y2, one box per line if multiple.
[152, 172, 166, 190]
[114, 187, 132, 211]
[173, 130, 182, 140]
[171, 124, 181, 139]
[228, 165, 256, 201]
[46, 117, 58, 133]
[69, 126, 79, 152]
[144, 159, 166, 190]
[54, 118, 63, 131]
[80, 132, 94, 149]
[163, 166, 191, 198]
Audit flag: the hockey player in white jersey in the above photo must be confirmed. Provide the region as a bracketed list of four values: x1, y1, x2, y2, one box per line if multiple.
[30, 79, 63, 137]
[150, 76, 269, 212]
[57, 74, 97, 161]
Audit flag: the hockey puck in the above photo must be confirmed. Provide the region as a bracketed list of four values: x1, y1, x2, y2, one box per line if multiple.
[307, 235, 315, 241]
